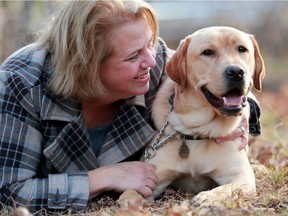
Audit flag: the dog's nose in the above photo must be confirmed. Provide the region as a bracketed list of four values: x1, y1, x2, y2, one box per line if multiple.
[225, 66, 245, 82]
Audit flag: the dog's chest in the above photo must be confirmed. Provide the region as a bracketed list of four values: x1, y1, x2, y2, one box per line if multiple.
[148, 137, 241, 175]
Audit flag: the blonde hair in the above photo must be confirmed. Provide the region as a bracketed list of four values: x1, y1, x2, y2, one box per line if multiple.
[38, 0, 158, 101]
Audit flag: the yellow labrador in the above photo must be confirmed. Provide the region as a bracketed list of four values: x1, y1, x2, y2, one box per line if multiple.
[121, 26, 265, 207]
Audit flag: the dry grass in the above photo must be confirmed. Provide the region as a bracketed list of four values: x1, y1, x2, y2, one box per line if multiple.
[3, 89, 288, 216]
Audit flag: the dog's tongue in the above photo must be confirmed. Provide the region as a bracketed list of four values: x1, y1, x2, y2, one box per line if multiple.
[223, 95, 243, 107]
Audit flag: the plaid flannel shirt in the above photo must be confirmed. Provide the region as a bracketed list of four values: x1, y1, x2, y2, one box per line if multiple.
[0, 38, 169, 212]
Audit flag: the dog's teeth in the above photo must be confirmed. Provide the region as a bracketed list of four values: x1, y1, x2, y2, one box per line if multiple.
[223, 96, 242, 106]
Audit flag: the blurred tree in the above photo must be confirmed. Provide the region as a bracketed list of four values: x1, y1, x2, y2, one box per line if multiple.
[0, 1, 54, 62]
[0, 1, 287, 91]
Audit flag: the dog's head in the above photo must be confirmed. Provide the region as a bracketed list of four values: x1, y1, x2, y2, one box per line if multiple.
[166, 26, 265, 117]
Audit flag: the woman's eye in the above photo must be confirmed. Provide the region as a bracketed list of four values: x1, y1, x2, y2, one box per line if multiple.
[201, 49, 215, 56]
[126, 53, 139, 61]
[238, 46, 248, 53]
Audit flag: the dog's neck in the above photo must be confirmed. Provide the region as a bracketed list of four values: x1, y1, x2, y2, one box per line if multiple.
[167, 89, 242, 138]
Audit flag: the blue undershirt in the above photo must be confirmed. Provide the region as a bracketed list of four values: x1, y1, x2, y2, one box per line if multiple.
[88, 124, 111, 156]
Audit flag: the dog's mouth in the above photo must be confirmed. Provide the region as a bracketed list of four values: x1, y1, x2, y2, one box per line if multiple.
[201, 86, 247, 116]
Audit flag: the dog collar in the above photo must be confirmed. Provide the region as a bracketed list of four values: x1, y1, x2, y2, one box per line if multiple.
[179, 134, 209, 158]
[144, 93, 210, 161]
[181, 134, 209, 141]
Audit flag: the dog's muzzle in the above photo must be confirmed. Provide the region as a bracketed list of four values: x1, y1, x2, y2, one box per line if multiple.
[201, 65, 247, 116]
[201, 65, 248, 116]
[202, 86, 247, 116]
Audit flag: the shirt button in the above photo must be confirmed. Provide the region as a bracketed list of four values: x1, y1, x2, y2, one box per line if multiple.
[52, 189, 62, 205]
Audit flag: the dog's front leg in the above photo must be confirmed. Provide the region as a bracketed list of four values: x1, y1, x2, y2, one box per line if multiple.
[118, 179, 173, 207]
[147, 156, 184, 200]
[191, 183, 235, 207]
[118, 168, 181, 207]
[191, 178, 256, 207]
[147, 179, 172, 200]
[118, 189, 145, 208]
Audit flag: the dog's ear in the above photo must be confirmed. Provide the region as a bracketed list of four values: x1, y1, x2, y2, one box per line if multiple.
[250, 35, 265, 91]
[166, 37, 191, 93]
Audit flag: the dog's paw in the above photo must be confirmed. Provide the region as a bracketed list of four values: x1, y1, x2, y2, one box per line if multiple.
[117, 189, 144, 208]
[116, 190, 149, 216]
[191, 191, 220, 207]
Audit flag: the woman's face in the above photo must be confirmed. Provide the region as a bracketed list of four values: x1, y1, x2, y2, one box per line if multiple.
[100, 17, 156, 101]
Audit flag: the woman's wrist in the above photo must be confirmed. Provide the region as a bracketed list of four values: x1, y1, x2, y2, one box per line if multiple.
[87, 167, 113, 199]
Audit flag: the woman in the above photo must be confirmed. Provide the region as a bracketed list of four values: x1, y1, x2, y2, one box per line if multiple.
[0, 0, 260, 213]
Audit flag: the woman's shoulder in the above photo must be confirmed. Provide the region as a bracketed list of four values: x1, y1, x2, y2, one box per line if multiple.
[156, 37, 175, 60]
[0, 43, 52, 88]
[156, 37, 167, 56]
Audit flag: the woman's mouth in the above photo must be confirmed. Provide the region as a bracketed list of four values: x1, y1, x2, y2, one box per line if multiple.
[134, 73, 149, 80]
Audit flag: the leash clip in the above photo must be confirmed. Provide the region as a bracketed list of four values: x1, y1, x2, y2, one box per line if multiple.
[144, 146, 156, 161]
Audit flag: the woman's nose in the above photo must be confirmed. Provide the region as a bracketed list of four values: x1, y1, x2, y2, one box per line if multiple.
[141, 48, 156, 69]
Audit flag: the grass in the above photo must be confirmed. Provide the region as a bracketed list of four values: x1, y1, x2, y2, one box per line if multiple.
[4, 89, 288, 215]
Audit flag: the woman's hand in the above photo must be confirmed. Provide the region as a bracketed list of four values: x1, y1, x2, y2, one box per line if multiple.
[88, 161, 157, 199]
[214, 115, 249, 150]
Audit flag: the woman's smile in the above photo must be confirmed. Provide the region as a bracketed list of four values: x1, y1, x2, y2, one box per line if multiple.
[134, 72, 150, 81]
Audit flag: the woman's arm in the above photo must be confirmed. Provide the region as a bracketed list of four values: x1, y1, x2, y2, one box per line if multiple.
[0, 67, 89, 212]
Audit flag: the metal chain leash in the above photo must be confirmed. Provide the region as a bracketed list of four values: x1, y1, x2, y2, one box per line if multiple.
[144, 120, 178, 161]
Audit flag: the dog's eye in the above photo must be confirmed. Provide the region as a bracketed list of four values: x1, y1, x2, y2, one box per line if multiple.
[201, 49, 215, 56]
[238, 46, 248, 53]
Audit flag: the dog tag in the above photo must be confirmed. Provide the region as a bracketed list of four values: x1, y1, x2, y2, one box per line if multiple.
[179, 141, 189, 158]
